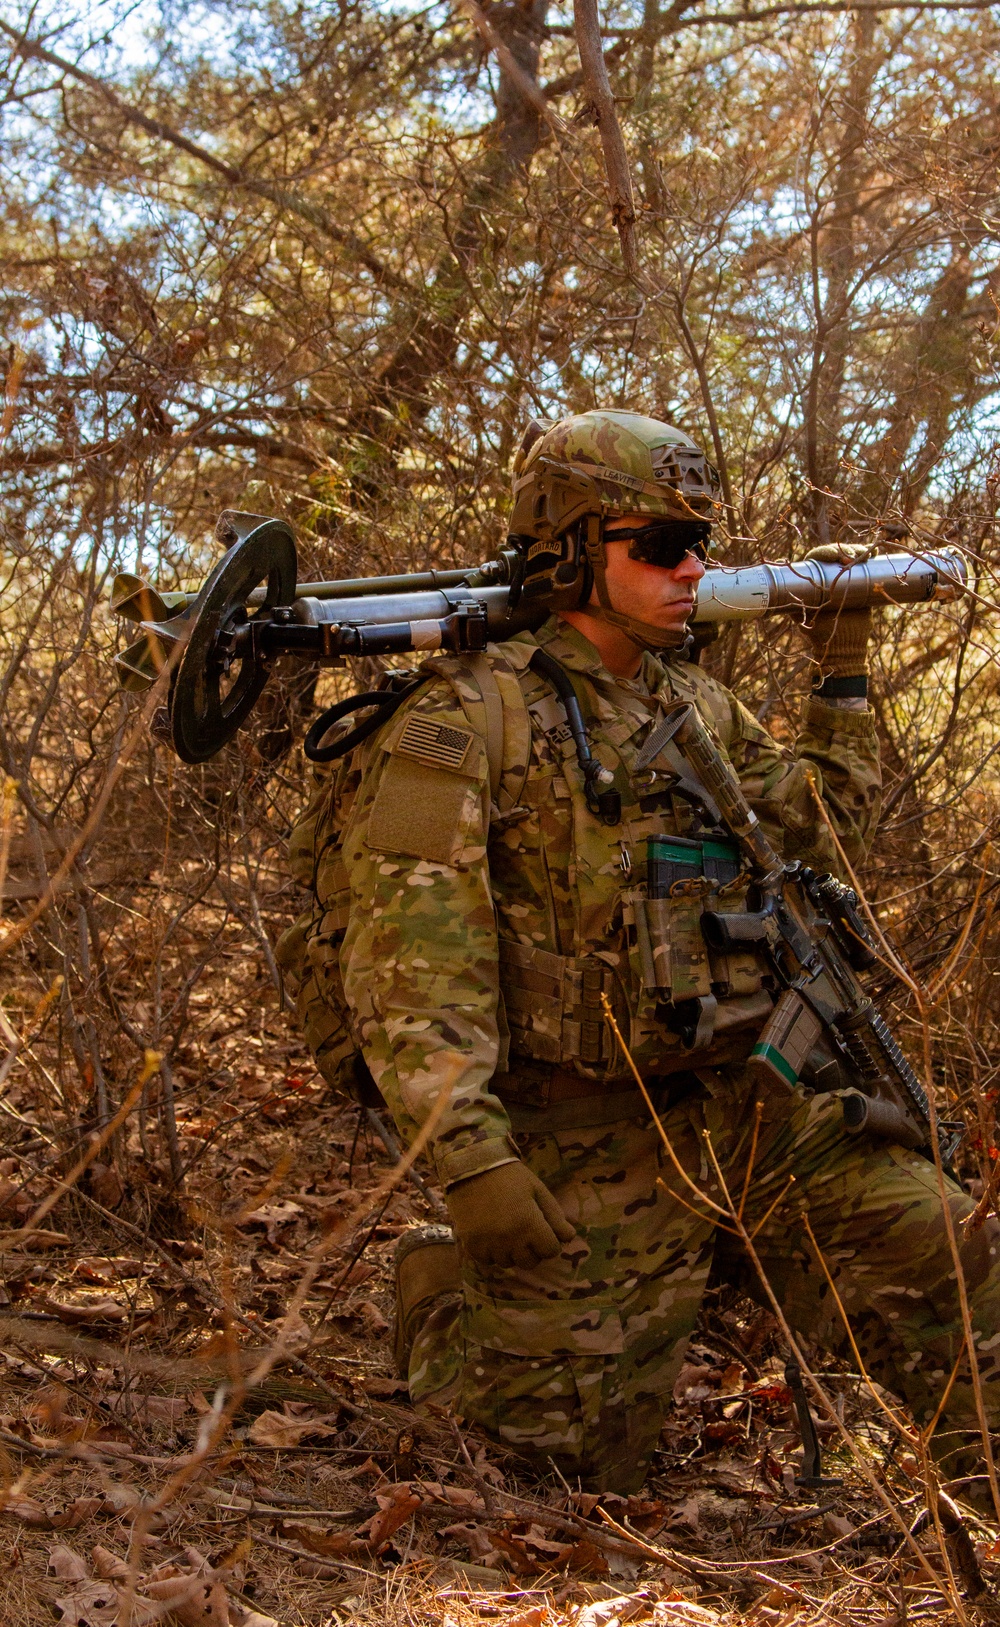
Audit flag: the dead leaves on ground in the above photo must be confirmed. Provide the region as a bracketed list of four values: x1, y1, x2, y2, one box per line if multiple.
[436, 1590, 728, 1627]
[573, 1593, 724, 1627]
[278, 1480, 700, 1581]
[35, 1284, 160, 1327]
[488, 1527, 610, 1579]
[48, 1540, 280, 1627]
[3, 1103, 992, 1625]
[245, 1408, 341, 1449]
[2, 1249, 169, 1332]
[1, 1485, 109, 1530]
[283, 1479, 467, 1561]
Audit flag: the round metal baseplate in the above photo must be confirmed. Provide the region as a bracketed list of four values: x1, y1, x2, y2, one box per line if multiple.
[170, 519, 297, 764]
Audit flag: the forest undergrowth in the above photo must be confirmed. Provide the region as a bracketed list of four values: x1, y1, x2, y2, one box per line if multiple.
[1, 739, 1000, 1627]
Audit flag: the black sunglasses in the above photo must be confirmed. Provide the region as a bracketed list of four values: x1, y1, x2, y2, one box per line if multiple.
[609, 520, 711, 569]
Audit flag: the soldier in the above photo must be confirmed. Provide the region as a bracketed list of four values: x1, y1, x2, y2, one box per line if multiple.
[289, 410, 1000, 1497]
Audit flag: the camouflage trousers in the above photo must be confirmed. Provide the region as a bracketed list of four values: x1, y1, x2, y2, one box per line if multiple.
[408, 1068, 1000, 1494]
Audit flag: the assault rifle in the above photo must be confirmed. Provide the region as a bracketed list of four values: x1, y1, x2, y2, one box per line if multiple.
[637, 700, 963, 1163]
[110, 508, 967, 765]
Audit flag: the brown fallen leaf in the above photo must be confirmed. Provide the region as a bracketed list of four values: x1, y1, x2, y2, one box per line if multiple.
[33, 1289, 134, 1325]
[719, 1361, 746, 1394]
[75, 1257, 145, 1282]
[2, 1490, 51, 1526]
[667, 1495, 702, 1533]
[621, 1498, 669, 1534]
[702, 1419, 744, 1448]
[80, 1435, 136, 1459]
[88, 1164, 125, 1209]
[0, 1177, 29, 1221]
[48, 1546, 127, 1627]
[48, 1545, 89, 1582]
[337, 1260, 376, 1284]
[293, 1526, 361, 1558]
[488, 1530, 542, 1576]
[345, 1455, 381, 1479]
[51, 1496, 105, 1530]
[438, 1520, 501, 1564]
[473, 1446, 505, 1487]
[357, 1300, 390, 1337]
[141, 1395, 190, 1424]
[408, 1480, 485, 1513]
[439, 1485, 486, 1513]
[238, 1201, 303, 1247]
[576, 1592, 655, 1627]
[361, 1375, 408, 1398]
[367, 1485, 421, 1550]
[53, 1579, 121, 1625]
[102, 1483, 141, 1513]
[91, 1544, 130, 1579]
[671, 1363, 715, 1403]
[520, 1522, 565, 1561]
[822, 1511, 856, 1540]
[562, 1539, 610, 1575]
[163, 1238, 203, 1260]
[246, 1408, 341, 1449]
[293, 1557, 345, 1579]
[213, 1534, 252, 1578]
[265, 1311, 312, 1353]
[654, 1597, 724, 1624]
[145, 1571, 229, 1625]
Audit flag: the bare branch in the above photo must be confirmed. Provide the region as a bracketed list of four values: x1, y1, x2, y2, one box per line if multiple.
[0, 18, 407, 293]
[574, 0, 642, 279]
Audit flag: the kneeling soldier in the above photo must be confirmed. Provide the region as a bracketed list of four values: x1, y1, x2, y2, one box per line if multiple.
[293, 410, 1000, 1497]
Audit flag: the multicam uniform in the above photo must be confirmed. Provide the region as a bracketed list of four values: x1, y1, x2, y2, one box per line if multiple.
[289, 615, 1000, 1492]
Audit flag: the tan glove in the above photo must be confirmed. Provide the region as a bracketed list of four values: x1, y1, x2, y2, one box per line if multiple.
[800, 541, 877, 681]
[445, 1160, 576, 1269]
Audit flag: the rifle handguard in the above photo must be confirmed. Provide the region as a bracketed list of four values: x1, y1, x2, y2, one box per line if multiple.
[662, 702, 784, 880]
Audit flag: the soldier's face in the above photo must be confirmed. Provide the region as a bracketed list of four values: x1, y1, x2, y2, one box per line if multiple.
[600, 516, 707, 636]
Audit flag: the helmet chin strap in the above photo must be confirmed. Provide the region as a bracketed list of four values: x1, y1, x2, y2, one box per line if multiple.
[580, 515, 688, 652]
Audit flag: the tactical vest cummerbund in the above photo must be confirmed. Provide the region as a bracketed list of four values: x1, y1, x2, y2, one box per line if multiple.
[498, 933, 773, 1075]
[498, 938, 624, 1068]
[498, 833, 773, 1073]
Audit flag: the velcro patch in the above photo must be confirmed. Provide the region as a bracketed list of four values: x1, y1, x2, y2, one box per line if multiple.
[396, 714, 474, 773]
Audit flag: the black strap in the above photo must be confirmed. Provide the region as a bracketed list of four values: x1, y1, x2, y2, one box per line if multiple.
[528, 649, 621, 825]
[303, 679, 426, 763]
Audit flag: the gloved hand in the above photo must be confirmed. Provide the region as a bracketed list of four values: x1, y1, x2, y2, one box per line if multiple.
[800, 541, 878, 680]
[445, 1160, 576, 1269]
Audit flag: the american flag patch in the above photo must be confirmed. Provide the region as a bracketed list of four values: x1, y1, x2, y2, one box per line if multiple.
[396, 714, 474, 772]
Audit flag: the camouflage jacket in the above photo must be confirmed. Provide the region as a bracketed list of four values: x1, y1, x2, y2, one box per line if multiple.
[317, 617, 881, 1190]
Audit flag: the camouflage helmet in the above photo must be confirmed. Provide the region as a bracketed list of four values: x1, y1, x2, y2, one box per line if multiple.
[507, 409, 720, 649]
